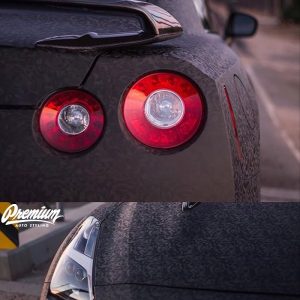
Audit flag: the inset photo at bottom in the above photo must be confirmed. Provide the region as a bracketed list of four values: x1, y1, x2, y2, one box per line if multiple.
[0, 202, 299, 300]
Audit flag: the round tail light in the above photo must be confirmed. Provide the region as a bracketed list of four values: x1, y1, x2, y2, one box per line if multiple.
[122, 72, 205, 149]
[38, 89, 104, 153]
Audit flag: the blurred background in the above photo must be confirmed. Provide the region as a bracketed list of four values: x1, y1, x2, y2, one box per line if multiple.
[0, 1, 299, 299]
[209, 0, 300, 200]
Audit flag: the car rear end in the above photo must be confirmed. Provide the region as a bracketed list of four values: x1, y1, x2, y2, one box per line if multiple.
[0, 0, 259, 202]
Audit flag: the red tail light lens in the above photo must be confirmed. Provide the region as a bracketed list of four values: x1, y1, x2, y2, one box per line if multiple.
[122, 72, 205, 149]
[39, 89, 104, 153]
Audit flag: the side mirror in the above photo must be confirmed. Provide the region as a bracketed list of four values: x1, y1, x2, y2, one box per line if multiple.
[225, 12, 258, 39]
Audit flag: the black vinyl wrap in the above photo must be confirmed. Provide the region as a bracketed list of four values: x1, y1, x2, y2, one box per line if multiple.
[92, 203, 300, 299]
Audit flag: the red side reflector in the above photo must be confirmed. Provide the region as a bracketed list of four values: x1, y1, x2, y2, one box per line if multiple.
[224, 86, 243, 160]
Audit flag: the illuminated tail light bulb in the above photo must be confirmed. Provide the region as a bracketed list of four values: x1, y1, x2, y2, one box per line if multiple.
[38, 89, 104, 153]
[122, 72, 205, 149]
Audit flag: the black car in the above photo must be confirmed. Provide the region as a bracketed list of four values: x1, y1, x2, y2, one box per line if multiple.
[41, 202, 300, 300]
[0, 0, 259, 203]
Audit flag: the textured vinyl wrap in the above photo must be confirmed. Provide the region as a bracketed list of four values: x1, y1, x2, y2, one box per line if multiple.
[0, 3, 142, 48]
[0, 33, 259, 202]
[0, 48, 95, 106]
[93, 203, 300, 297]
[0, 0, 259, 202]
[94, 285, 300, 300]
[217, 67, 260, 202]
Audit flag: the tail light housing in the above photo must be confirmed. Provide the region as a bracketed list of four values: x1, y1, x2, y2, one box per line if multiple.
[122, 72, 205, 149]
[38, 89, 104, 153]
